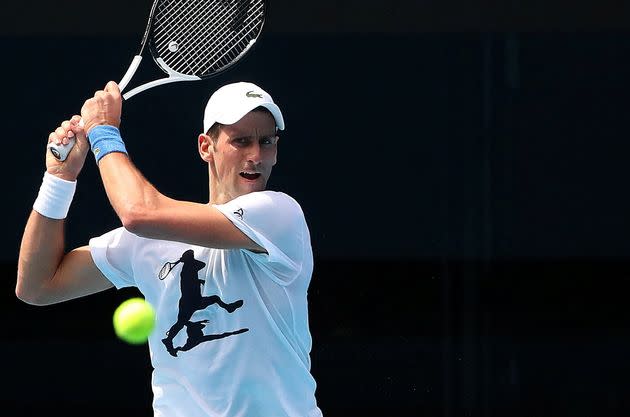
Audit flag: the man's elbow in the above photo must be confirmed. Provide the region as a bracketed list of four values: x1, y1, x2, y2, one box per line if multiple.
[16, 292, 45, 306]
[15, 281, 48, 306]
[15, 268, 59, 306]
[119, 204, 153, 236]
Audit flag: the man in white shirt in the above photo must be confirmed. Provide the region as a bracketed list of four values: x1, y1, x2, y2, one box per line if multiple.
[17, 81, 323, 417]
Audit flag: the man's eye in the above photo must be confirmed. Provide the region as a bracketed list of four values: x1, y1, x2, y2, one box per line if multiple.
[261, 136, 278, 145]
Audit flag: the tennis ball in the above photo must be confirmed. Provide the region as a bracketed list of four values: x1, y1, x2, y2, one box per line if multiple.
[113, 297, 156, 345]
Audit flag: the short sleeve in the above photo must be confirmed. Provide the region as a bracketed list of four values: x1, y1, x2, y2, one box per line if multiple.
[89, 227, 138, 289]
[213, 191, 308, 285]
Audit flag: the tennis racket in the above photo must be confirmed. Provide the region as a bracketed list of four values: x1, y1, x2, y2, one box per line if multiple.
[48, 0, 268, 161]
[158, 259, 182, 280]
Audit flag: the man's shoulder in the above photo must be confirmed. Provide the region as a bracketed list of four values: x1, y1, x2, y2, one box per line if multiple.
[231, 190, 302, 210]
[258, 190, 300, 205]
[216, 191, 307, 229]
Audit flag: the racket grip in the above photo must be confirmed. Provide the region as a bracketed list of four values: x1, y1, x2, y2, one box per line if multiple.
[47, 119, 84, 162]
[47, 139, 75, 161]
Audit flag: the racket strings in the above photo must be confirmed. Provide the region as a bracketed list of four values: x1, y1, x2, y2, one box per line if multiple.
[153, 0, 220, 70]
[152, 0, 265, 76]
[198, 1, 264, 69]
[172, 0, 262, 74]
[152, 0, 215, 71]
[153, 0, 223, 47]
[163, 1, 236, 72]
[156, 1, 231, 73]
[183, 8, 259, 73]
[171, 0, 258, 73]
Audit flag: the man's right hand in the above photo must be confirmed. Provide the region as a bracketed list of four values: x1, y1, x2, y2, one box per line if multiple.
[46, 115, 90, 181]
[81, 81, 123, 134]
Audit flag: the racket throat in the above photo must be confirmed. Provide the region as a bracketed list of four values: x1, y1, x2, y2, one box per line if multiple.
[121, 57, 201, 100]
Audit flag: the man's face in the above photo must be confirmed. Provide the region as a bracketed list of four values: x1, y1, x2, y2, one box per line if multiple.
[206, 110, 278, 202]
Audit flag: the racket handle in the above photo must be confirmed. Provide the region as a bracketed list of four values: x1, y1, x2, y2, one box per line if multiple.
[47, 119, 84, 162]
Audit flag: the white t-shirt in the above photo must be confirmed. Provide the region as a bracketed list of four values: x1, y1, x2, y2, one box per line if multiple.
[89, 191, 323, 417]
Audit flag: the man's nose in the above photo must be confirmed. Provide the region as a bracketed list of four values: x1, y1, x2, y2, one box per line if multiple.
[247, 143, 262, 163]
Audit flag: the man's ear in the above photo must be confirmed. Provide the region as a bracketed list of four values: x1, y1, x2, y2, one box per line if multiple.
[198, 134, 213, 162]
[272, 136, 279, 166]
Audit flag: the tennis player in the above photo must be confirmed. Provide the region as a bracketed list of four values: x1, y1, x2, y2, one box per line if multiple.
[17, 81, 323, 417]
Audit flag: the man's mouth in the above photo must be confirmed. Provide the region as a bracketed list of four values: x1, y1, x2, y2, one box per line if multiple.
[240, 171, 261, 180]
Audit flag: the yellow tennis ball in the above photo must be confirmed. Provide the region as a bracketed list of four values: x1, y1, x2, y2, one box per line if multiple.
[113, 297, 156, 344]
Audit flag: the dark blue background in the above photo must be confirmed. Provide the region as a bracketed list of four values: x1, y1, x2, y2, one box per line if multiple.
[3, 1, 630, 416]
[5, 32, 630, 261]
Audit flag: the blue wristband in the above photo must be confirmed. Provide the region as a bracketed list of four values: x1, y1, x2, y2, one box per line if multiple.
[88, 125, 128, 163]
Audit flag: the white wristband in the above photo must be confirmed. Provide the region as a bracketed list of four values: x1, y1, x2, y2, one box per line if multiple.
[33, 171, 77, 219]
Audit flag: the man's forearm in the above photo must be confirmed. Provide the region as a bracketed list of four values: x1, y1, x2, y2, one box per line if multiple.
[16, 211, 66, 304]
[97, 151, 163, 229]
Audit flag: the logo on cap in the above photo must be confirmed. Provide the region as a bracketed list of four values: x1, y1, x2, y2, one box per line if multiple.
[246, 91, 263, 98]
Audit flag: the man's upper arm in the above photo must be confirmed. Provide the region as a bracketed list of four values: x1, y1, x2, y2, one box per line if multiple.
[43, 246, 114, 305]
[124, 198, 264, 252]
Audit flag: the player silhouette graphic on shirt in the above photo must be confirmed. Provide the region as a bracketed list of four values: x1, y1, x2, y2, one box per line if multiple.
[160, 249, 248, 357]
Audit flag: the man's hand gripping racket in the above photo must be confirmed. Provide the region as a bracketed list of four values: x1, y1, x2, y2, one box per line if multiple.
[48, 0, 268, 161]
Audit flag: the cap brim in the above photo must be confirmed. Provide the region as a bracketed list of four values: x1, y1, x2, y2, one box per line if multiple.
[260, 102, 285, 131]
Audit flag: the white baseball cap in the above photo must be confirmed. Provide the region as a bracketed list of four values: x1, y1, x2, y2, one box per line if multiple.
[203, 82, 285, 133]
